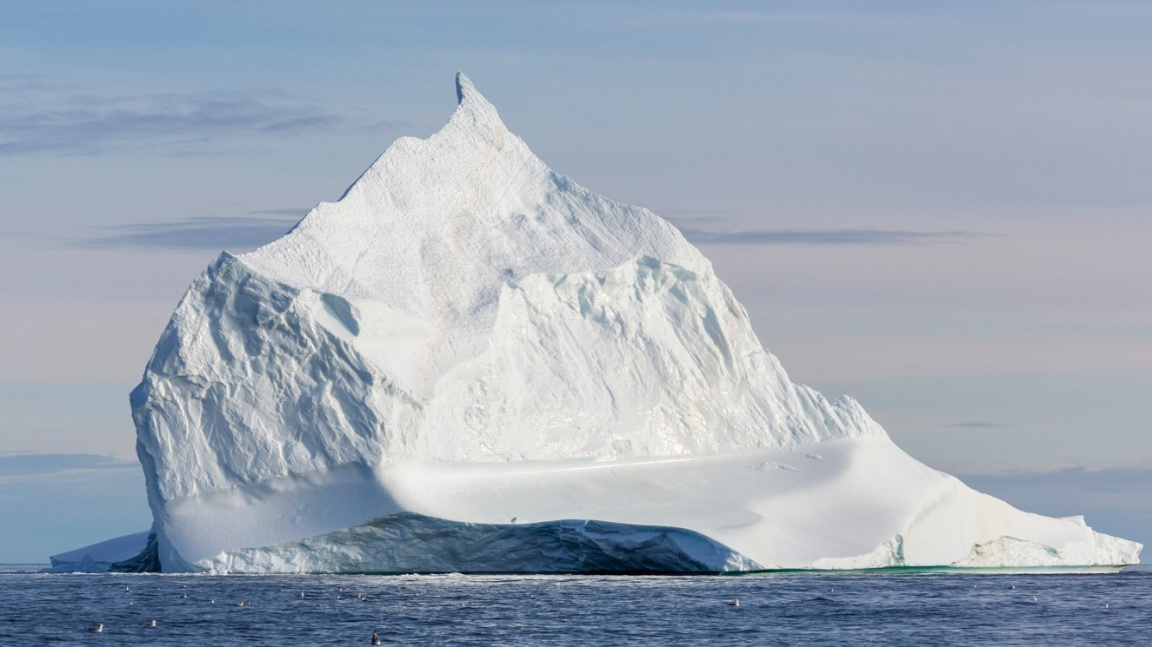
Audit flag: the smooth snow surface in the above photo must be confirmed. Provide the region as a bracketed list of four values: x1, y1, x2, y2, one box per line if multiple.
[46, 532, 151, 573]
[115, 73, 1140, 573]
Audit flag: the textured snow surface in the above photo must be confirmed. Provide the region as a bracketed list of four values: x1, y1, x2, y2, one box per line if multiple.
[119, 73, 1140, 573]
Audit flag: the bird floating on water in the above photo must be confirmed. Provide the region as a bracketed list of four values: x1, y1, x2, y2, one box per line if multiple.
[142, 619, 157, 628]
[372, 630, 382, 645]
[726, 599, 740, 607]
[88, 624, 104, 633]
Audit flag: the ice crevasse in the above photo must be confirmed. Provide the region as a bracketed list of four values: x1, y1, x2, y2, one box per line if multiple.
[51, 73, 1140, 574]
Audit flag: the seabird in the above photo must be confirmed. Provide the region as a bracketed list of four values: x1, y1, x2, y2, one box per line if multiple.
[88, 624, 104, 633]
[726, 599, 740, 607]
[142, 619, 157, 628]
[372, 630, 383, 645]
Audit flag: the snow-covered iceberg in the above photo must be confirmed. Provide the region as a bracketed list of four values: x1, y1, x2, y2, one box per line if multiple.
[46, 531, 154, 573]
[84, 73, 1138, 573]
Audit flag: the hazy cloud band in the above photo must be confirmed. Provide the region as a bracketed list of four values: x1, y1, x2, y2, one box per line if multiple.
[0, 89, 398, 156]
[680, 228, 988, 246]
[80, 215, 303, 250]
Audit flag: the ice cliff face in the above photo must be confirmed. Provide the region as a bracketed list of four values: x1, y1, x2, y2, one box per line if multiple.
[124, 74, 1140, 572]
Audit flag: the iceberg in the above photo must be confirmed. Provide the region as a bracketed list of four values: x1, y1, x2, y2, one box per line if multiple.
[76, 74, 1138, 573]
[46, 531, 154, 573]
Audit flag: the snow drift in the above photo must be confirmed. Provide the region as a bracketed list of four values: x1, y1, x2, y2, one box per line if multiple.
[61, 73, 1140, 573]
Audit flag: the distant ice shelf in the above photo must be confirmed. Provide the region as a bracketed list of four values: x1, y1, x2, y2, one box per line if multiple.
[52, 73, 1140, 573]
[46, 531, 153, 573]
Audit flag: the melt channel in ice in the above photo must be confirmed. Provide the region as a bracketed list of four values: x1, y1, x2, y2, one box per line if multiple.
[50, 73, 1141, 574]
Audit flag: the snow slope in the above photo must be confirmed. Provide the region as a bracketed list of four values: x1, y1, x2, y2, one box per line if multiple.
[45, 532, 151, 573]
[118, 74, 1139, 573]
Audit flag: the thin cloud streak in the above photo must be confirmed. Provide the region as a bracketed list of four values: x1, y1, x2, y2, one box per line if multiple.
[680, 228, 988, 246]
[247, 208, 311, 217]
[943, 421, 1007, 429]
[0, 453, 138, 484]
[80, 216, 991, 251]
[80, 215, 303, 251]
[0, 90, 399, 156]
[595, 5, 899, 29]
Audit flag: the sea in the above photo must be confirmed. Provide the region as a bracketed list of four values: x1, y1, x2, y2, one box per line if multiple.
[2, 565, 1149, 645]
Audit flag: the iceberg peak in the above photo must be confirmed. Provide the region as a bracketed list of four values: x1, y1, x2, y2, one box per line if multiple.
[454, 71, 471, 104]
[447, 71, 507, 142]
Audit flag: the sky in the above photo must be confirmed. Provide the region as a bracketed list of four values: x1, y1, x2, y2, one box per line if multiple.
[0, 0, 1149, 562]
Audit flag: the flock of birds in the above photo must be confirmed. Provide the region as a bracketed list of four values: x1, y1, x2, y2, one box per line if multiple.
[81, 580, 1106, 640]
[83, 582, 397, 640]
[717, 584, 1066, 613]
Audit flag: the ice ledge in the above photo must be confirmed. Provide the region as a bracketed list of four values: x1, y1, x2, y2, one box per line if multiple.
[201, 512, 763, 575]
[44, 531, 155, 573]
[807, 531, 1141, 570]
[952, 533, 1142, 569]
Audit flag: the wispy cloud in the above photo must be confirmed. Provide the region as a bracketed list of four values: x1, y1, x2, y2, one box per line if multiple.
[942, 421, 1007, 429]
[82, 215, 990, 251]
[247, 208, 311, 217]
[597, 5, 896, 29]
[0, 453, 138, 484]
[78, 212, 305, 251]
[679, 228, 988, 246]
[0, 73, 52, 92]
[0, 89, 399, 156]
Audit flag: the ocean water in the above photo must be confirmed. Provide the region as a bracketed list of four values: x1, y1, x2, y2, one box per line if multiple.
[2, 566, 1149, 645]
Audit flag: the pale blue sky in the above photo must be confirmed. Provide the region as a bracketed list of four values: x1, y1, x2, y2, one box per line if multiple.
[1, 1, 1150, 561]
